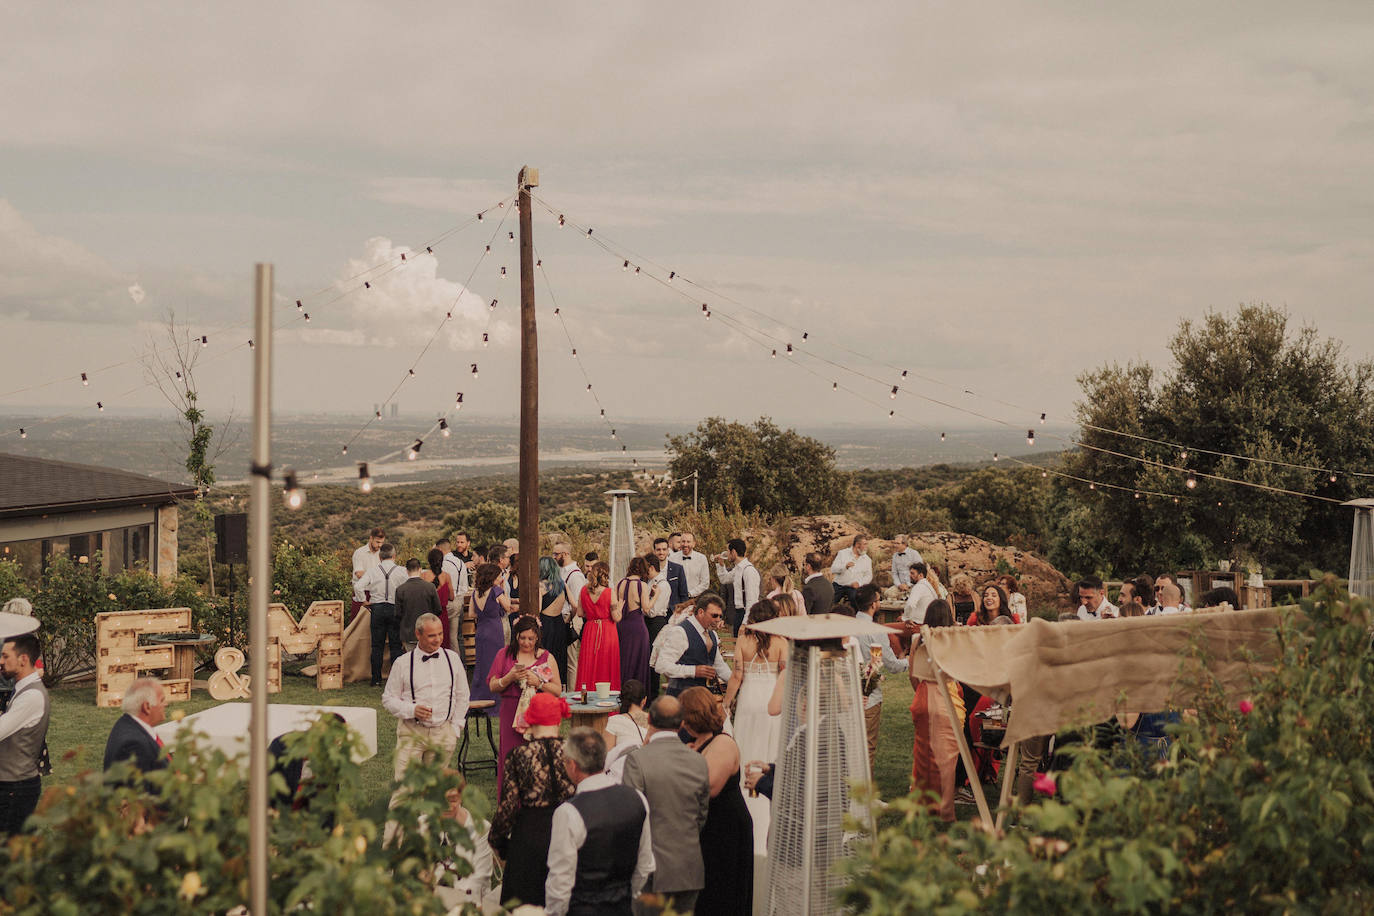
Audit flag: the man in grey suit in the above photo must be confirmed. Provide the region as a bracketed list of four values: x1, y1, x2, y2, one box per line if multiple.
[621, 695, 711, 915]
[801, 551, 834, 615]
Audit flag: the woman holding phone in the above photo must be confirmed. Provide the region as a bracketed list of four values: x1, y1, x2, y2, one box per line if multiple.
[488, 616, 561, 792]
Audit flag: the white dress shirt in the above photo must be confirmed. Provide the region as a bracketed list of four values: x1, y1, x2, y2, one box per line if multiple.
[558, 562, 587, 622]
[674, 550, 711, 598]
[830, 548, 873, 588]
[352, 543, 381, 601]
[890, 548, 923, 588]
[1077, 597, 1121, 621]
[441, 551, 469, 596]
[382, 647, 471, 727]
[654, 615, 732, 682]
[647, 567, 671, 618]
[902, 578, 938, 624]
[715, 558, 760, 613]
[0, 671, 44, 742]
[544, 773, 655, 916]
[361, 560, 408, 606]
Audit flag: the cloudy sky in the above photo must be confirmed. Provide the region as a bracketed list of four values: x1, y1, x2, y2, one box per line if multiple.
[2, 2, 1371, 458]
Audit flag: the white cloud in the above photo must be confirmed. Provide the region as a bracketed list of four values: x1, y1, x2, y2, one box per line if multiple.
[0, 200, 136, 321]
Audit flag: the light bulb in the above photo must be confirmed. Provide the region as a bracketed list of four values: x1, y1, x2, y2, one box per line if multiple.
[1042, 470, 1048, 478]
[1089, 482, 1095, 490]
[439, 418, 451, 437]
[558, 214, 565, 227]
[296, 300, 303, 310]
[19, 428, 26, 438]
[408, 368, 415, 376]
[477, 212, 483, 221]
[1180, 451, 1188, 462]
[482, 332, 489, 347]
[175, 371, 182, 380]
[81, 372, 89, 386]
[1027, 430, 1035, 446]
[283, 470, 304, 509]
[1186, 474, 1197, 489]
[668, 271, 675, 282]
[888, 410, 895, 418]
[771, 349, 777, 358]
[940, 432, 946, 441]
[471, 364, 479, 378]
[634, 266, 641, 276]
[375, 410, 382, 420]
[890, 386, 898, 399]
[490, 299, 497, 310]
[500, 267, 507, 279]
[572, 348, 578, 357]
[408, 439, 423, 460]
[426, 246, 433, 254]
[1040, 412, 1046, 424]
[200, 336, 208, 348]
[303, 313, 311, 322]
[586, 228, 593, 237]
[801, 331, 809, 341]
[623, 260, 630, 271]
[248, 340, 255, 350]
[97, 401, 104, 411]
[1329, 472, 1337, 483]
[705, 310, 711, 320]
[341, 446, 348, 456]
[994, 453, 1000, 461]
[508, 231, 514, 243]
[358, 463, 373, 493]
[786, 343, 793, 355]
[364, 281, 371, 289]
[900, 369, 908, 380]
[832, 381, 838, 390]
[485, 246, 491, 253]
[455, 392, 464, 405]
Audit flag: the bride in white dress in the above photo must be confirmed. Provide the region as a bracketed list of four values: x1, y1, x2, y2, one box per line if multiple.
[722, 597, 787, 854]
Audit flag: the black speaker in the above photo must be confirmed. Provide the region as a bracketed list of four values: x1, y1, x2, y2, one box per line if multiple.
[214, 513, 248, 564]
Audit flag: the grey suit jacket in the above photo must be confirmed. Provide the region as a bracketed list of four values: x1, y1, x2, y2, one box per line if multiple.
[621, 733, 711, 894]
[802, 574, 834, 615]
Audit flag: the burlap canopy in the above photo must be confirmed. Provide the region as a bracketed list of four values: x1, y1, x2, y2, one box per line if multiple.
[911, 608, 1283, 746]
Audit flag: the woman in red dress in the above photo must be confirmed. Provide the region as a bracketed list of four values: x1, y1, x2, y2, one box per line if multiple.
[575, 560, 623, 691]
[427, 548, 455, 650]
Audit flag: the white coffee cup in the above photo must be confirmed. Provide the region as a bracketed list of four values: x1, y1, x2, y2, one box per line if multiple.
[595, 681, 612, 700]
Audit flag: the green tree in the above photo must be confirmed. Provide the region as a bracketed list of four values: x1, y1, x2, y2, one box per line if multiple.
[1054, 305, 1374, 578]
[440, 500, 519, 548]
[666, 417, 848, 515]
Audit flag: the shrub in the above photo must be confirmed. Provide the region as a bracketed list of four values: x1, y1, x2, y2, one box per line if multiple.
[840, 576, 1374, 913]
[440, 500, 519, 549]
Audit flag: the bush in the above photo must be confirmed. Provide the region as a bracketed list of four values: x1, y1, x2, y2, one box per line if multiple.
[0, 715, 485, 913]
[840, 576, 1374, 913]
[440, 500, 520, 549]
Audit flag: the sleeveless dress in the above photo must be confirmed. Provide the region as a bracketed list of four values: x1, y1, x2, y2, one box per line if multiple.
[539, 588, 572, 686]
[471, 585, 506, 714]
[696, 734, 754, 916]
[616, 577, 651, 689]
[732, 651, 781, 853]
[575, 587, 621, 692]
[435, 573, 454, 650]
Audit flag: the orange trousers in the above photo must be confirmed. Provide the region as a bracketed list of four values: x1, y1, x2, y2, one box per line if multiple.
[910, 682, 961, 821]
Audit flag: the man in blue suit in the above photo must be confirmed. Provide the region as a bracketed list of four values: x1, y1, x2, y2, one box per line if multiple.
[103, 678, 169, 777]
[646, 538, 690, 700]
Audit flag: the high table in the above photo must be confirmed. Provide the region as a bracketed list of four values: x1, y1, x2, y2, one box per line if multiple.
[563, 691, 619, 734]
[147, 633, 218, 682]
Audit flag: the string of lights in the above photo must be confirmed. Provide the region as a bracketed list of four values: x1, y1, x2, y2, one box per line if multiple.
[533, 199, 1358, 508]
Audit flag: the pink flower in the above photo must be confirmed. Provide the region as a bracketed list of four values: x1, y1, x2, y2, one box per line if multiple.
[1239, 699, 1254, 715]
[1032, 772, 1056, 795]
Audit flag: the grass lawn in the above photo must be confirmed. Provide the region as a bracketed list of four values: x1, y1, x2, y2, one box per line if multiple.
[46, 668, 946, 823]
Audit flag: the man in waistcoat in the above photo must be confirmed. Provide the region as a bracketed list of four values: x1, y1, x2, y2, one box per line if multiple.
[653, 594, 730, 697]
[361, 543, 408, 686]
[0, 634, 49, 835]
[545, 727, 654, 916]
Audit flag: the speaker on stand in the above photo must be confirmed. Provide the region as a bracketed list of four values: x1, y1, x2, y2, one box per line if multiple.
[215, 513, 249, 648]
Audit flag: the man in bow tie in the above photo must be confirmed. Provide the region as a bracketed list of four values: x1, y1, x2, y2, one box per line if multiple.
[381, 613, 470, 844]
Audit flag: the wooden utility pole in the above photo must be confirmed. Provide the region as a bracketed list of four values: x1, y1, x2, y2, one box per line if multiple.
[517, 166, 540, 612]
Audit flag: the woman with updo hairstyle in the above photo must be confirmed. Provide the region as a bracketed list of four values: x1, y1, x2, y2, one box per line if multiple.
[679, 686, 754, 915]
[908, 598, 965, 821]
[426, 547, 455, 649]
[469, 562, 511, 713]
[574, 560, 623, 691]
[615, 555, 656, 689]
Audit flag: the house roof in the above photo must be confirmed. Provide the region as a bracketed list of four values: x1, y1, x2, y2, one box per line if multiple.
[0, 452, 198, 519]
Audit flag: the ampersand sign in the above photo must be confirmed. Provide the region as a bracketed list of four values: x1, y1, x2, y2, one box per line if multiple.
[208, 647, 252, 700]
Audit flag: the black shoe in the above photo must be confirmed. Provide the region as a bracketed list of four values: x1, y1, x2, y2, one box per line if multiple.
[370, 679, 382, 687]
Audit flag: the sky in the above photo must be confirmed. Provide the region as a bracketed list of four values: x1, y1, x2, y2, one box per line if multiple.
[2, 2, 1372, 461]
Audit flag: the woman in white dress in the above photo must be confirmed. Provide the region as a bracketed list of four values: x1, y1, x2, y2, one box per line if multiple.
[603, 679, 649, 778]
[721, 598, 787, 853]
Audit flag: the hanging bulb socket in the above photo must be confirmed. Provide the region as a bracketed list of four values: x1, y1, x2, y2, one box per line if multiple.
[408, 439, 423, 461]
[786, 343, 793, 355]
[408, 368, 415, 376]
[558, 214, 565, 227]
[455, 392, 464, 407]
[668, 271, 675, 282]
[283, 469, 304, 509]
[1040, 412, 1047, 424]
[358, 463, 373, 493]
[890, 386, 898, 399]
[940, 432, 946, 441]
[1186, 473, 1198, 489]
[364, 281, 371, 289]
[341, 446, 348, 456]
[508, 231, 514, 242]
[303, 313, 311, 322]
[296, 300, 303, 310]
[439, 418, 451, 437]
[96, 401, 104, 411]
[771, 349, 777, 358]
[802, 331, 809, 341]
[623, 260, 630, 271]
[500, 267, 507, 278]
[477, 212, 484, 221]
[586, 228, 593, 237]
[482, 332, 489, 347]
[900, 369, 908, 380]
[1027, 429, 1035, 445]
[248, 339, 255, 350]
[470, 363, 479, 377]
[832, 381, 838, 390]
[200, 335, 208, 347]
[81, 372, 89, 386]
[490, 299, 497, 310]
[19, 428, 26, 438]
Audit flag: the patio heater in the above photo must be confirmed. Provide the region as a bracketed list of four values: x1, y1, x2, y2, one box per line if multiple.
[749, 613, 889, 916]
[1345, 498, 1374, 600]
[604, 489, 636, 583]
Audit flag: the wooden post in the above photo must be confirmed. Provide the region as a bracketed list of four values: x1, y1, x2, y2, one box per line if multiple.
[517, 167, 540, 611]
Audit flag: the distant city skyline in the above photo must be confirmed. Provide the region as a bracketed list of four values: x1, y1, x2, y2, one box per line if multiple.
[2, 3, 1371, 455]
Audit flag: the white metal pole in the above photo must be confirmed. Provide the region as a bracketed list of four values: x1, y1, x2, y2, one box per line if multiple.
[248, 263, 273, 914]
[801, 644, 820, 914]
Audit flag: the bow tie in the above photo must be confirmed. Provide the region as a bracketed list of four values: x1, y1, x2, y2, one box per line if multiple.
[422, 652, 440, 662]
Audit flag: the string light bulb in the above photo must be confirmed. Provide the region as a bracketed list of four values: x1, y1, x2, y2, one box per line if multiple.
[283, 470, 304, 509]
[248, 340, 255, 350]
[439, 418, 451, 437]
[303, 313, 311, 322]
[623, 260, 630, 271]
[786, 343, 793, 355]
[375, 410, 382, 420]
[364, 281, 371, 289]
[296, 300, 303, 310]
[668, 271, 675, 282]
[802, 331, 809, 341]
[96, 401, 104, 411]
[558, 214, 565, 227]
[1186, 473, 1197, 489]
[455, 392, 464, 408]
[477, 212, 484, 221]
[994, 452, 1000, 461]
[941, 432, 946, 441]
[1042, 469, 1048, 478]
[485, 245, 491, 253]
[1180, 451, 1189, 462]
[1027, 429, 1036, 446]
[508, 231, 515, 243]
[81, 372, 89, 386]
[586, 228, 593, 237]
[408, 368, 415, 377]
[1040, 412, 1047, 424]
[571, 348, 578, 357]
[341, 446, 348, 456]
[175, 371, 182, 380]
[705, 310, 711, 321]
[587, 384, 593, 391]
[888, 410, 895, 418]
[482, 332, 489, 347]
[200, 336, 208, 348]
[19, 428, 26, 438]
[408, 439, 423, 461]
[426, 246, 433, 254]
[900, 369, 908, 380]
[490, 299, 497, 310]
[890, 386, 898, 399]
[832, 381, 838, 390]
[500, 267, 507, 279]
[1089, 482, 1095, 490]
[634, 266, 641, 276]
[771, 349, 777, 358]
[470, 364, 479, 378]
[358, 463, 373, 493]
[1329, 472, 1338, 483]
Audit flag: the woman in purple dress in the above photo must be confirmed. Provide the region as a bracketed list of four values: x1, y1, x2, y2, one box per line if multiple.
[487, 616, 562, 791]
[615, 555, 657, 690]
[469, 562, 510, 716]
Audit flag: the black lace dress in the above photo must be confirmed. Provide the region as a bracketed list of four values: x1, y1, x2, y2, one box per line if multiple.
[488, 736, 575, 907]
[696, 733, 754, 916]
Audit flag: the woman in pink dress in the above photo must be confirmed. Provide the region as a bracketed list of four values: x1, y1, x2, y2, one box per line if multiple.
[575, 561, 623, 692]
[488, 616, 562, 791]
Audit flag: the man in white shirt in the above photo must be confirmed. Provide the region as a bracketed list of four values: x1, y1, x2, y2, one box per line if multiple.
[655, 595, 731, 696]
[667, 532, 682, 555]
[382, 613, 469, 845]
[830, 534, 874, 607]
[351, 527, 385, 620]
[1149, 574, 1192, 614]
[846, 586, 909, 779]
[902, 562, 938, 624]
[1151, 581, 1185, 615]
[361, 543, 409, 686]
[672, 533, 711, 599]
[435, 537, 470, 597]
[545, 729, 654, 916]
[1075, 576, 1119, 620]
[890, 534, 924, 594]
[554, 543, 589, 687]
[715, 538, 760, 636]
[0, 633, 49, 835]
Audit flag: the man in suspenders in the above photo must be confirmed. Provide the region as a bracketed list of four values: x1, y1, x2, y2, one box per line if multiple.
[554, 543, 588, 688]
[0, 634, 49, 835]
[362, 543, 408, 686]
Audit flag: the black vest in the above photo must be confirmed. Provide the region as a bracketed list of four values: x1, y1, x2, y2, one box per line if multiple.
[567, 784, 645, 913]
[666, 619, 718, 696]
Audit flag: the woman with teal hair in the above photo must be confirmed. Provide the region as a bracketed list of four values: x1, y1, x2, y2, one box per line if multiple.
[537, 556, 572, 683]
